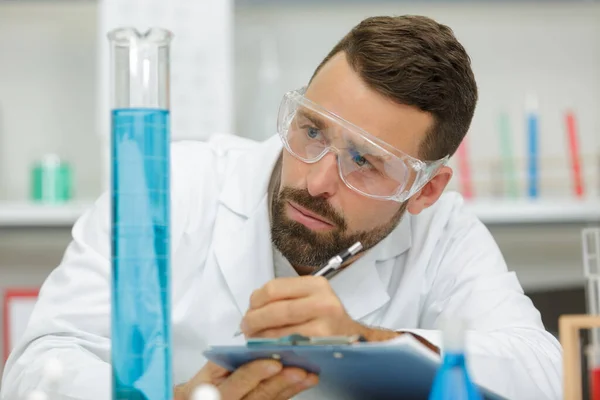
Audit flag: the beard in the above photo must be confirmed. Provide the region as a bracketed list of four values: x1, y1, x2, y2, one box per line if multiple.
[270, 186, 407, 269]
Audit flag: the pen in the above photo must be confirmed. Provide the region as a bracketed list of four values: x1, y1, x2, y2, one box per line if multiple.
[311, 241, 363, 278]
[233, 241, 363, 337]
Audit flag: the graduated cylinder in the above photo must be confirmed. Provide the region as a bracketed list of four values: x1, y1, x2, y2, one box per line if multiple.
[108, 27, 173, 400]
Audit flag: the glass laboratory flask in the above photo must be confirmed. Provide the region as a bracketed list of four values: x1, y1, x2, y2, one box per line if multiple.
[108, 27, 173, 400]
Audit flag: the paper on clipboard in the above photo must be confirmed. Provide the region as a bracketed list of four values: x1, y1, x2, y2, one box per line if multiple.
[2, 289, 39, 362]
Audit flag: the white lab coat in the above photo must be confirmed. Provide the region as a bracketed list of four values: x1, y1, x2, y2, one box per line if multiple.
[1, 133, 561, 400]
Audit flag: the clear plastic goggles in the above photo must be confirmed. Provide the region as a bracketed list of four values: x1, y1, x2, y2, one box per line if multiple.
[277, 88, 449, 203]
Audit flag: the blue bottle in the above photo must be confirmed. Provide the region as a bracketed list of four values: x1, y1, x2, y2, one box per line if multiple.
[428, 321, 482, 400]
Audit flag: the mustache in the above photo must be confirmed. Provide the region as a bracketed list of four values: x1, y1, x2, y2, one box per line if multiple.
[279, 187, 347, 231]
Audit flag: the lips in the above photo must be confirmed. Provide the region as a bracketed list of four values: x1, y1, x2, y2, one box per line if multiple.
[287, 201, 335, 231]
[289, 202, 332, 224]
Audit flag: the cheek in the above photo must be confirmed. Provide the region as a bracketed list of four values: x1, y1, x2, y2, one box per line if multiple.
[341, 193, 400, 232]
[280, 152, 308, 186]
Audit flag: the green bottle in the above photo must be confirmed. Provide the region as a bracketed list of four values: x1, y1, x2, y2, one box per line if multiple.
[31, 154, 73, 203]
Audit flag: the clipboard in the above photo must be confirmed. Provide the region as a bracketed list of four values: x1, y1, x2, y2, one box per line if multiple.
[203, 334, 507, 400]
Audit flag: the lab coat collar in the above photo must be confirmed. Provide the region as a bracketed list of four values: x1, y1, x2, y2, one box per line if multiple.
[214, 134, 412, 323]
[217, 134, 283, 217]
[329, 213, 412, 321]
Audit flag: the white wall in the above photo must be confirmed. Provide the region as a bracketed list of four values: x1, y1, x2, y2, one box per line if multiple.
[0, 2, 101, 202]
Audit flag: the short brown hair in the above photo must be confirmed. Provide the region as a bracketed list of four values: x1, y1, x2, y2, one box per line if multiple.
[311, 15, 478, 161]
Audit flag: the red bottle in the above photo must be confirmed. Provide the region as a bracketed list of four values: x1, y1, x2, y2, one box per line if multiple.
[588, 345, 600, 400]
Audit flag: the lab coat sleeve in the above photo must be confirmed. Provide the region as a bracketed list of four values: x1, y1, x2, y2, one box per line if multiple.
[397, 201, 562, 400]
[0, 193, 113, 400]
[0, 142, 207, 400]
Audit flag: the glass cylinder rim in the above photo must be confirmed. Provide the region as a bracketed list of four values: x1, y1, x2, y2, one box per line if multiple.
[107, 27, 173, 47]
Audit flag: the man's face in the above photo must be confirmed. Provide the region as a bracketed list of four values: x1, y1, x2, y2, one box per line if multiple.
[271, 52, 434, 269]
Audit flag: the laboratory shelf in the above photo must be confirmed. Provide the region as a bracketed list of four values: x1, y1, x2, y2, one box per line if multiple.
[0, 201, 92, 228]
[464, 199, 600, 225]
[0, 199, 599, 227]
[236, 0, 596, 6]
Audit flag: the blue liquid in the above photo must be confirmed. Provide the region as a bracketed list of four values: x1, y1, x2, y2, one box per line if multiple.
[527, 113, 539, 199]
[111, 108, 172, 400]
[429, 353, 482, 400]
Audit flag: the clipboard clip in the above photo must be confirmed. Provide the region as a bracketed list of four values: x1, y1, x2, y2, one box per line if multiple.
[247, 333, 367, 347]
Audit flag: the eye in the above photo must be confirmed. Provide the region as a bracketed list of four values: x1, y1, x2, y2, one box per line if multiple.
[307, 127, 321, 139]
[350, 150, 370, 167]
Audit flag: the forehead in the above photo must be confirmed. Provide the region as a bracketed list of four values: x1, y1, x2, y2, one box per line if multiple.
[305, 52, 433, 158]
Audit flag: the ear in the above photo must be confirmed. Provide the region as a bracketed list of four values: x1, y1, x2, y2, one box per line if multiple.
[406, 166, 453, 215]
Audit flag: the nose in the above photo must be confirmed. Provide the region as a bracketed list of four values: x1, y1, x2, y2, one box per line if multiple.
[306, 152, 341, 199]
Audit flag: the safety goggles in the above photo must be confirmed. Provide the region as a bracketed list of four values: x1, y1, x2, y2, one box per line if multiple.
[277, 88, 449, 202]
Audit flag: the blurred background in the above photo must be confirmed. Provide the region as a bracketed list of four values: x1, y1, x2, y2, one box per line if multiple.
[0, 0, 599, 391]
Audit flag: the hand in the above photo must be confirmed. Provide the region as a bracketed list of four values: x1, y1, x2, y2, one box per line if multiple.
[241, 276, 393, 339]
[174, 360, 318, 400]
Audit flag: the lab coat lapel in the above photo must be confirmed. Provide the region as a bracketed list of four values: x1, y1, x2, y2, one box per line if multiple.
[329, 214, 412, 322]
[213, 198, 274, 316]
[213, 135, 283, 316]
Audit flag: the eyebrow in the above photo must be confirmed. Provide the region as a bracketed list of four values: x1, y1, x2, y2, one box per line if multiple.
[297, 108, 328, 130]
[347, 137, 388, 163]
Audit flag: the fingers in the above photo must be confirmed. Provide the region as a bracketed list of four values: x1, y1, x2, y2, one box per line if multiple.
[247, 320, 333, 339]
[243, 294, 347, 338]
[249, 276, 330, 310]
[242, 368, 318, 400]
[184, 361, 318, 400]
[218, 359, 282, 400]
[242, 298, 314, 336]
[199, 361, 231, 382]
[274, 373, 319, 400]
[179, 361, 230, 399]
